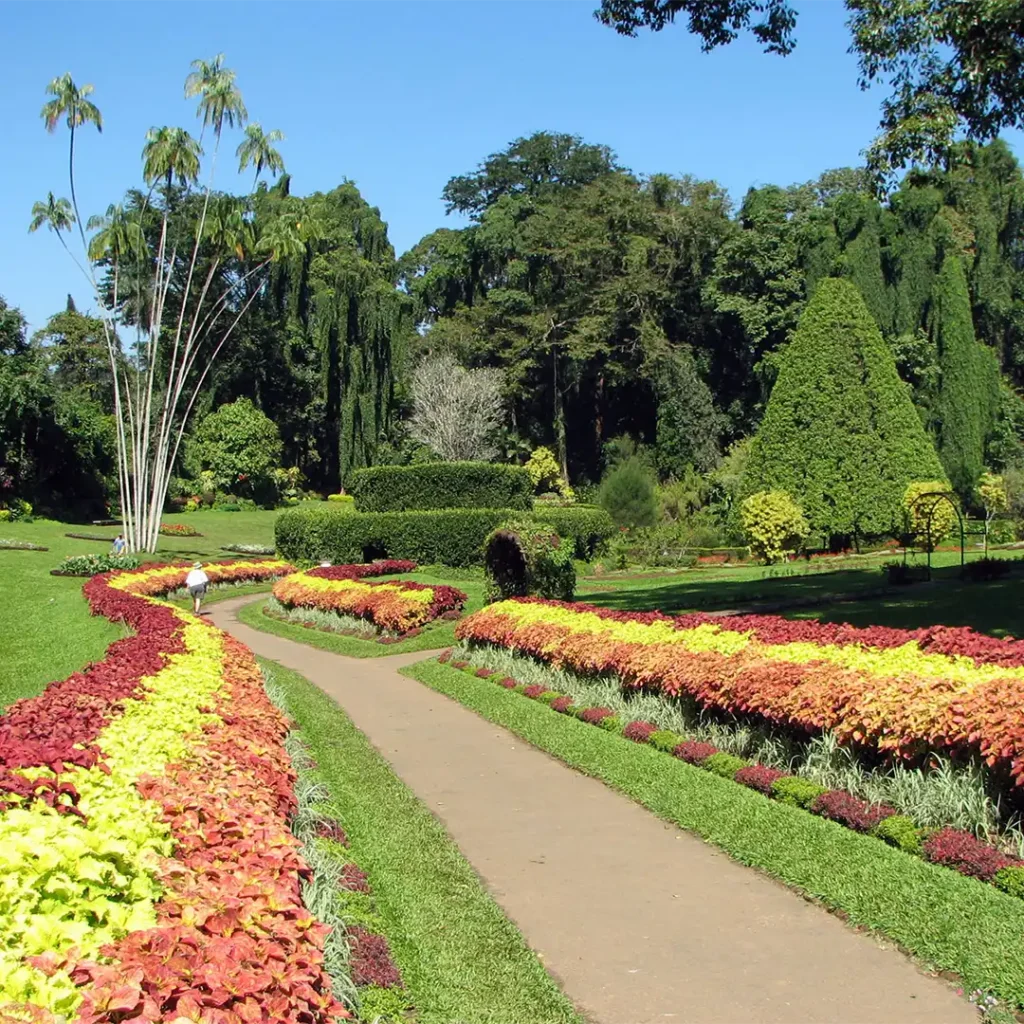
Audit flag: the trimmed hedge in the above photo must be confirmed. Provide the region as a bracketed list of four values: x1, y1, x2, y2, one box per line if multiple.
[276, 506, 510, 567]
[531, 505, 615, 558]
[349, 462, 532, 513]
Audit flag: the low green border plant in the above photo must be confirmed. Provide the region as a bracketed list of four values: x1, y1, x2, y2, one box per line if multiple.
[404, 658, 1024, 1007]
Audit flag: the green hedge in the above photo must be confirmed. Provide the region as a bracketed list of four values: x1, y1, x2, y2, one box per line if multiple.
[349, 462, 532, 512]
[532, 505, 615, 558]
[276, 506, 510, 566]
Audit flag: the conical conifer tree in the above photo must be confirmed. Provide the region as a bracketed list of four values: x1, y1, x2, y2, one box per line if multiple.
[930, 253, 1000, 500]
[744, 277, 946, 540]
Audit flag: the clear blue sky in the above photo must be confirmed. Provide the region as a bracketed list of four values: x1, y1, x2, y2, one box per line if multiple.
[3, 0, 1021, 334]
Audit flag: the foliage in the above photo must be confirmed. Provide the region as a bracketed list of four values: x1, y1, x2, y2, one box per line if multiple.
[872, 814, 923, 854]
[930, 255, 1001, 499]
[922, 827, 1017, 881]
[53, 552, 141, 575]
[349, 461, 532, 513]
[811, 790, 895, 832]
[740, 489, 808, 563]
[744, 278, 947, 541]
[276, 506, 510, 567]
[994, 866, 1024, 900]
[597, 456, 657, 528]
[980, 472, 1009, 517]
[962, 558, 1013, 582]
[903, 481, 957, 549]
[771, 776, 829, 809]
[192, 398, 284, 503]
[328, 494, 356, 509]
[407, 353, 504, 462]
[652, 349, 723, 476]
[702, 752, 748, 779]
[531, 505, 615, 559]
[483, 517, 576, 602]
[525, 446, 573, 498]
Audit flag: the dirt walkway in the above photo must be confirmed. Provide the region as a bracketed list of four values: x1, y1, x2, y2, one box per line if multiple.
[211, 596, 974, 1024]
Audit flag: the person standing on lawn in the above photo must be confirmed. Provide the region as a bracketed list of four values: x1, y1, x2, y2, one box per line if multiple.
[112, 533, 126, 555]
[185, 561, 209, 614]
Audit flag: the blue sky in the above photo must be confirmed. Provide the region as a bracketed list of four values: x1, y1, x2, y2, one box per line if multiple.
[3, 0, 1021, 334]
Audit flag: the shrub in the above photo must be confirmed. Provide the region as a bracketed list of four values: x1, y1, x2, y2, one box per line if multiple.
[921, 827, 1017, 881]
[577, 706, 614, 725]
[673, 740, 717, 765]
[598, 715, 623, 733]
[734, 765, 787, 794]
[903, 481, 957, 550]
[741, 489, 809, 564]
[597, 456, 657, 528]
[703, 752, 749, 779]
[883, 560, 928, 585]
[483, 517, 576, 602]
[811, 791, 896, 832]
[327, 494, 356, 510]
[525, 447, 573, 499]
[2, 498, 33, 521]
[961, 557, 1012, 582]
[275, 506, 509, 566]
[872, 814, 923, 855]
[622, 721, 658, 744]
[193, 398, 283, 503]
[54, 553, 140, 575]
[349, 462, 532, 512]
[649, 729, 684, 753]
[994, 865, 1024, 900]
[550, 695, 574, 713]
[531, 505, 615, 559]
[770, 776, 828, 809]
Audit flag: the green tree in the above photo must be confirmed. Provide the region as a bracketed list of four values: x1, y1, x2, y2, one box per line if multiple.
[236, 123, 286, 190]
[598, 455, 657, 527]
[595, 0, 1024, 177]
[193, 398, 283, 501]
[741, 489, 808, 563]
[743, 277, 946, 542]
[929, 253, 1001, 499]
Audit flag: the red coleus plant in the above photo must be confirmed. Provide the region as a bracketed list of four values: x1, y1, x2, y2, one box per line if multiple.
[673, 740, 718, 765]
[622, 721, 658, 744]
[922, 827, 1020, 881]
[811, 790, 896, 832]
[306, 560, 417, 581]
[734, 764, 787, 794]
[577, 707, 614, 725]
[347, 927, 403, 990]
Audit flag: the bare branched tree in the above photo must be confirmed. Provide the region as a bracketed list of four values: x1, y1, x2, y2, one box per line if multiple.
[31, 61, 297, 551]
[408, 352, 504, 461]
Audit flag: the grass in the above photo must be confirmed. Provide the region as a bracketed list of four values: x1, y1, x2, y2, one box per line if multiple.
[0, 508, 286, 708]
[237, 572, 488, 658]
[259, 656, 581, 1024]
[404, 658, 1024, 1007]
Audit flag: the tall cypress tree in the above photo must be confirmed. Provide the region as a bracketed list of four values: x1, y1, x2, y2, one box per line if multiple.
[930, 253, 1000, 499]
[743, 277, 946, 541]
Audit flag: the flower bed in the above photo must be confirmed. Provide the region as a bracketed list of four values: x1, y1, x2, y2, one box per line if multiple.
[273, 562, 465, 634]
[158, 523, 202, 537]
[456, 598, 1024, 785]
[438, 650, 1024, 903]
[0, 559, 351, 1023]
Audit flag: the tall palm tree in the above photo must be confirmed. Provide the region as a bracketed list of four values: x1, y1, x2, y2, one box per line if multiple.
[203, 195, 249, 260]
[142, 127, 202, 191]
[28, 193, 76, 256]
[236, 123, 285, 190]
[40, 74, 102, 250]
[184, 54, 247, 143]
[86, 203, 146, 263]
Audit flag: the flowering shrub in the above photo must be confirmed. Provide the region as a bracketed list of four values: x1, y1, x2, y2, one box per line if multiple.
[273, 564, 465, 634]
[158, 522, 202, 537]
[0, 561, 343, 1022]
[811, 790, 896, 832]
[456, 597, 1024, 785]
[922, 828, 1019, 881]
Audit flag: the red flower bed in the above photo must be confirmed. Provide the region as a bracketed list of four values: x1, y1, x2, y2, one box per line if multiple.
[811, 790, 896, 832]
[922, 828, 1020, 881]
[306, 560, 417, 581]
[734, 764, 787, 794]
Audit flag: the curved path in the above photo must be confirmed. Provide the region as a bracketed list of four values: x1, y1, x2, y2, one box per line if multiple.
[211, 596, 974, 1024]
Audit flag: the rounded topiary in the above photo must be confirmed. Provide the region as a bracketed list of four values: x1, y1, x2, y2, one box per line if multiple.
[703, 752, 750, 779]
[741, 489, 808, 564]
[871, 814, 923, 855]
[770, 776, 828, 809]
[903, 481, 957, 550]
[483, 516, 576, 603]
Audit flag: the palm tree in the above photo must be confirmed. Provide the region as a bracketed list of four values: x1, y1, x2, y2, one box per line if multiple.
[142, 127, 202, 191]
[40, 74, 101, 250]
[28, 193, 76, 256]
[86, 203, 146, 263]
[236, 123, 285, 190]
[203, 196, 249, 260]
[184, 54, 247, 143]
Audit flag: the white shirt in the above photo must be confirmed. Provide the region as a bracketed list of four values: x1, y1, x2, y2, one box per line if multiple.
[185, 568, 209, 588]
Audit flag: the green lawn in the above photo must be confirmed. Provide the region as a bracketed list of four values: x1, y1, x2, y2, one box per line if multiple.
[0, 508, 286, 708]
[405, 659, 1024, 1008]
[263, 657, 581, 1024]
[237, 571, 487, 658]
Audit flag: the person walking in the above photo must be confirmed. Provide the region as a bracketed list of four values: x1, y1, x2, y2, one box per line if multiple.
[112, 533, 126, 555]
[185, 561, 210, 614]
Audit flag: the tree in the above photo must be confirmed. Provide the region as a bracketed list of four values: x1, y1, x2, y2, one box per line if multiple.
[652, 348, 723, 476]
[31, 59, 296, 551]
[595, 0, 1024, 177]
[741, 489, 808, 563]
[929, 253, 1000, 499]
[193, 398, 283, 501]
[408, 352, 504, 461]
[236, 123, 286, 190]
[598, 455, 658, 527]
[743, 277, 947, 542]
[978, 471, 1008, 552]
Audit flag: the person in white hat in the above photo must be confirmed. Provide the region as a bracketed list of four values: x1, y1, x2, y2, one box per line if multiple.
[185, 561, 210, 614]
